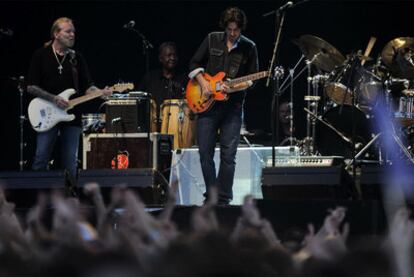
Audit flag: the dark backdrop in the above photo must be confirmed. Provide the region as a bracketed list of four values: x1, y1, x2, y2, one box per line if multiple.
[0, 0, 411, 170]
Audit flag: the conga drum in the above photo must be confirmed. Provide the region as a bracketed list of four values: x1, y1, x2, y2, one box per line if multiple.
[150, 99, 157, 132]
[160, 99, 196, 149]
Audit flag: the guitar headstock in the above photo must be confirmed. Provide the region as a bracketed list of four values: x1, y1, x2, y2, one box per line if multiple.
[112, 83, 134, 93]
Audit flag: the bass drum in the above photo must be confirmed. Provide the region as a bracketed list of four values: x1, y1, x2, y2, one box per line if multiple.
[315, 105, 375, 159]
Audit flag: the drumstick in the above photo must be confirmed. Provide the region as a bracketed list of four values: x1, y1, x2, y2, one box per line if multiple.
[361, 36, 377, 66]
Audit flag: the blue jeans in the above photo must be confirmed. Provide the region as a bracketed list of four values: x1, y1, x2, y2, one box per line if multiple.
[32, 125, 81, 178]
[197, 101, 242, 203]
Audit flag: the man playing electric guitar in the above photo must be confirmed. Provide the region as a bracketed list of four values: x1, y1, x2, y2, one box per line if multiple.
[27, 17, 112, 182]
[188, 7, 259, 205]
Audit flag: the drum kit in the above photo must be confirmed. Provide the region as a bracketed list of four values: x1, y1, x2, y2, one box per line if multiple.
[289, 34, 414, 164]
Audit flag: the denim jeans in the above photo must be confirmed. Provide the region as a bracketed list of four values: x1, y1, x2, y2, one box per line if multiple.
[197, 101, 242, 203]
[32, 125, 81, 178]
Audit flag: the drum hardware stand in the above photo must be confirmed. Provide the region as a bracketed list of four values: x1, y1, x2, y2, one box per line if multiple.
[279, 54, 305, 91]
[338, 52, 360, 181]
[344, 133, 382, 170]
[303, 73, 325, 155]
[288, 68, 295, 147]
[279, 53, 321, 93]
[304, 107, 354, 147]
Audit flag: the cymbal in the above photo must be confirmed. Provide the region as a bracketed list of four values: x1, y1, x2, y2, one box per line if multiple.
[297, 35, 345, 72]
[381, 37, 414, 78]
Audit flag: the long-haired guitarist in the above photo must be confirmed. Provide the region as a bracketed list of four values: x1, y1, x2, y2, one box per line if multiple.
[188, 7, 259, 205]
[27, 17, 112, 182]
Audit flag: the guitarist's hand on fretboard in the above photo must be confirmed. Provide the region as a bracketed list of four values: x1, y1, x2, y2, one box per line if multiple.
[100, 86, 113, 98]
[54, 96, 69, 109]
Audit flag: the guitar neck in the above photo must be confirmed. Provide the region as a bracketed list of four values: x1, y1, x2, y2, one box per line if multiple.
[225, 71, 268, 87]
[68, 90, 104, 107]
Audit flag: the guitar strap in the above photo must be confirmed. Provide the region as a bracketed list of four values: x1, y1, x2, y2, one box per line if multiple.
[69, 53, 80, 94]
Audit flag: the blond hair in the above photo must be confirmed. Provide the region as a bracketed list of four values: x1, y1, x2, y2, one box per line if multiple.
[44, 17, 73, 47]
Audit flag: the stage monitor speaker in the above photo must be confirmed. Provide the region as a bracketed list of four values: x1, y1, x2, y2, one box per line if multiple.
[360, 165, 384, 200]
[261, 166, 352, 200]
[0, 170, 66, 208]
[78, 168, 160, 204]
[360, 165, 414, 201]
[105, 98, 150, 133]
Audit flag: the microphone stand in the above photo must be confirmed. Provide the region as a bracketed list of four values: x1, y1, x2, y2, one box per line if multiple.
[271, 67, 284, 166]
[125, 25, 153, 166]
[265, 7, 288, 167]
[127, 27, 153, 73]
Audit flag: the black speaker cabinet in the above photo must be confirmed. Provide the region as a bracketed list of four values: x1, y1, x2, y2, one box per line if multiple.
[261, 166, 352, 200]
[105, 98, 151, 133]
[82, 133, 173, 172]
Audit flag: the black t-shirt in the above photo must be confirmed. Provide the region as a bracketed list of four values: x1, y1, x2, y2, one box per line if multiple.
[137, 69, 188, 118]
[27, 44, 94, 126]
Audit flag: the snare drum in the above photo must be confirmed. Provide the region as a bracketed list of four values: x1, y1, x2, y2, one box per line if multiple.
[160, 99, 196, 149]
[82, 114, 105, 133]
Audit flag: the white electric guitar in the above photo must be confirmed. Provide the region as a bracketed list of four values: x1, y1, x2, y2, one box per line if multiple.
[28, 83, 133, 132]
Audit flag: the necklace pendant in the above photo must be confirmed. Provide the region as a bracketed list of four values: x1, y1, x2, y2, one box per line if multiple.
[58, 65, 63, 74]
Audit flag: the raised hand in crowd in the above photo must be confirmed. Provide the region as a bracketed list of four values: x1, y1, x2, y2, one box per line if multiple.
[190, 186, 219, 233]
[387, 208, 414, 277]
[0, 186, 30, 257]
[296, 206, 349, 262]
[232, 195, 280, 247]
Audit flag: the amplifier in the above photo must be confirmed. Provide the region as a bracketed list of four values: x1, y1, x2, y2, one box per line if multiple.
[261, 166, 353, 200]
[105, 97, 155, 133]
[266, 156, 344, 167]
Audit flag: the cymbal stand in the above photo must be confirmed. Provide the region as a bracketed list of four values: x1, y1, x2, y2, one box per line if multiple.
[345, 133, 382, 170]
[304, 107, 353, 146]
[338, 53, 359, 179]
[304, 60, 312, 154]
[279, 54, 304, 91]
[288, 68, 294, 147]
[280, 53, 320, 93]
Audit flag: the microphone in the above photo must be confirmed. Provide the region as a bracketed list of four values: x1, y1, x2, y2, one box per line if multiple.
[67, 49, 76, 58]
[123, 20, 135, 29]
[0, 28, 13, 36]
[111, 117, 122, 124]
[278, 1, 293, 11]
